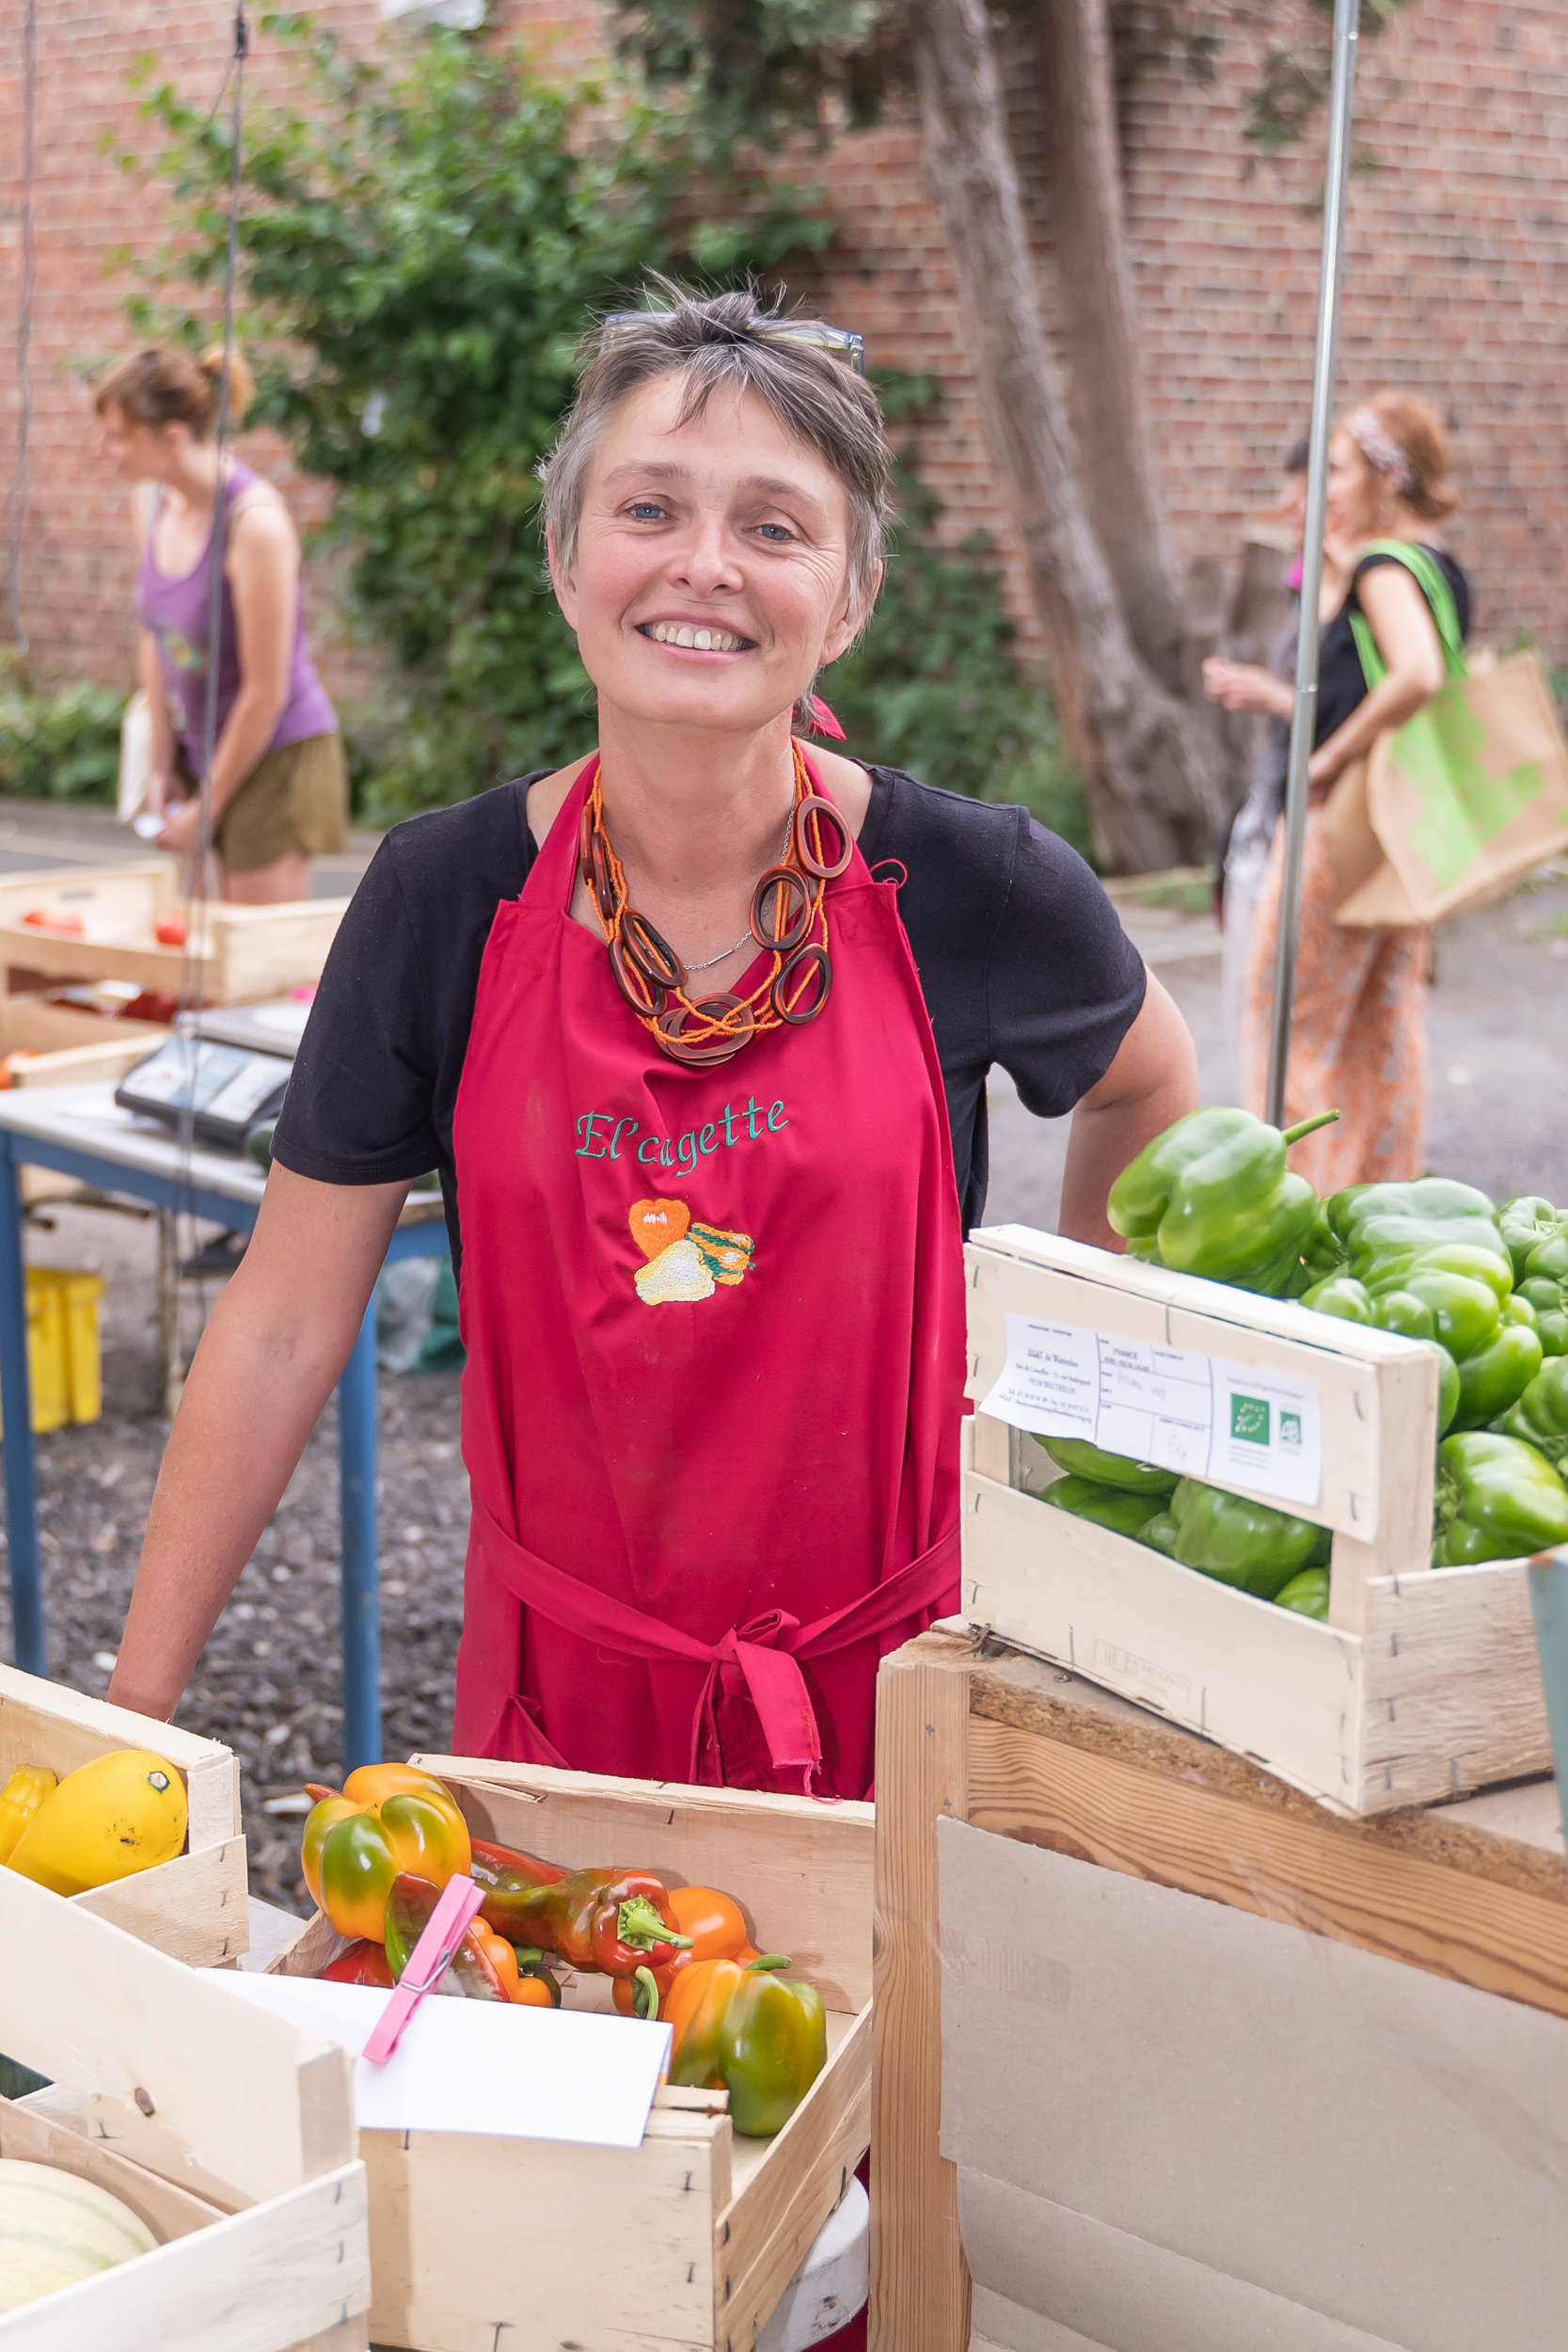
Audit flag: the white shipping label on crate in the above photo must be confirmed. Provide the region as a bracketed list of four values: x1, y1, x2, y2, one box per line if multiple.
[978, 1314, 1323, 1507]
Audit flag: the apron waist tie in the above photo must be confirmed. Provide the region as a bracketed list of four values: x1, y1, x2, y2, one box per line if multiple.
[470, 1494, 959, 1792]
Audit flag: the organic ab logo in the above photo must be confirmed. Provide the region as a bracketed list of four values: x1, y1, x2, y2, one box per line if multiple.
[1230, 1394, 1270, 1446]
[1278, 1410, 1303, 1449]
[627, 1198, 755, 1306]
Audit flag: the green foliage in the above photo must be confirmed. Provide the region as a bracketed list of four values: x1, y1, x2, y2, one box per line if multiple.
[615, 0, 892, 161]
[0, 656, 127, 804]
[614, 0, 1398, 170]
[125, 19, 829, 818]
[822, 375, 1092, 861]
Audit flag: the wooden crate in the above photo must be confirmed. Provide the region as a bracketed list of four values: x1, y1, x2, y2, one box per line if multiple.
[0, 863, 347, 1005]
[0, 1863, 369, 2352]
[0, 1662, 246, 1965]
[0, 993, 171, 1205]
[962, 1224, 1554, 1817]
[271, 1757, 874, 2352]
[868, 1624, 1568, 2352]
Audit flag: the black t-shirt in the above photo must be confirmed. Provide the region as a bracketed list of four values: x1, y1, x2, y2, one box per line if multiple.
[1315, 546, 1470, 747]
[271, 766, 1148, 1259]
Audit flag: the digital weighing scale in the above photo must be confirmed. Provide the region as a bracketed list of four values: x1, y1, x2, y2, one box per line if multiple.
[114, 996, 312, 1152]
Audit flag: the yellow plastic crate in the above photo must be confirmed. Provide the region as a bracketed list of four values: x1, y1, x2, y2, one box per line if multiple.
[1, 1268, 105, 1434]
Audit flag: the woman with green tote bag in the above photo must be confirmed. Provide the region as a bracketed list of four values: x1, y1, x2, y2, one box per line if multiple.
[1241, 391, 1466, 1195]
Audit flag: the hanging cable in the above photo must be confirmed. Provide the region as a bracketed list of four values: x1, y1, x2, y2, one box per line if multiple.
[168, 4, 249, 1399]
[5, 0, 38, 654]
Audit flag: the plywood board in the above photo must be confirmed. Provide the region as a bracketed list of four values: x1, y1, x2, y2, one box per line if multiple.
[939, 1821, 1568, 2352]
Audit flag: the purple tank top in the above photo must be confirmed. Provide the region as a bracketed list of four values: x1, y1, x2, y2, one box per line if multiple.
[135, 460, 337, 772]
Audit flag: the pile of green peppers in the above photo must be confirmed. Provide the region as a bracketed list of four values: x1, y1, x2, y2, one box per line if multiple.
[1102, 1108, 1568, 1577]
[1036, 1438, 1333, 1619]
[1299, 1180, 1568, 1564]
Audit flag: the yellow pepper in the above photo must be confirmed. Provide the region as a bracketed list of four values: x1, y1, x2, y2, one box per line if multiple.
[0, 1767, 55, 1866]
[300, 1765, 472, 1943]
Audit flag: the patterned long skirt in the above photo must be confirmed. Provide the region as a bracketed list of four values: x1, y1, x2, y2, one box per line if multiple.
[1241, 807, 1430, 1195]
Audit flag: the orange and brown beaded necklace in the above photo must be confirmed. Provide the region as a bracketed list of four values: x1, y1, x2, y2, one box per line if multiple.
[578, 740, 852, 1068]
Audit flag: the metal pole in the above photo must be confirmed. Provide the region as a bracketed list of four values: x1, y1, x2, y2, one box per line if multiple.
[339, 1298, 382, 1773]
[0, 1136, 43, 1676]
[1265, 0, 1361, 1129]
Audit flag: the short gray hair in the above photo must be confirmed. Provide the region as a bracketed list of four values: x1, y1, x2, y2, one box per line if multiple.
[538, 283, 892, 630]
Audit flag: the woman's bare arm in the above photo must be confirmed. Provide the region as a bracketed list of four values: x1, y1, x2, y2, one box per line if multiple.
[108, 1166, 409, 1722]
[1058, 973, 1200, 1250]
[1307, 563, 1447, 787]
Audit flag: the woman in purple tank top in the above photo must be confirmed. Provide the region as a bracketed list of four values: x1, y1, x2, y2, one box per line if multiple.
[95, 344, 347, 904]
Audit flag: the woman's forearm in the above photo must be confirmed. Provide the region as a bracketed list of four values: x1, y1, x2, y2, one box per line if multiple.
[137, 634, 177, 795]
[208, 686, 287, 811]
[108, 1168, 406, 1723]
[107, 1289, 353, 1719]
[1310, 668, 1436, 785]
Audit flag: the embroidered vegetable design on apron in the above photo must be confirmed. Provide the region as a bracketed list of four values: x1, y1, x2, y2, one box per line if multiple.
[628, 1198, 755, 1304]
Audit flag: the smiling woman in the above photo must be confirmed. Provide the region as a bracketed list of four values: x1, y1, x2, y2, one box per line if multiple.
[109, 284, 1197, 1814]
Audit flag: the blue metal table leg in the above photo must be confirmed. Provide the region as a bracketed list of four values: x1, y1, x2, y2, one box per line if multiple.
[1528, 1552, 1568, 1854]
[339, 1296, 381, 1773]
[0, 1135, 42, 1677]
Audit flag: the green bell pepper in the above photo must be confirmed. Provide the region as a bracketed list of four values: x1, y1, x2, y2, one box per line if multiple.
[1037, 1438, 1177, 1495]
[1140, 1510, 1180, 1557]
[1492, 1357, 1568, 1469]
[1303, 1283, 1460, 1434]
[1500, 1196, 1568, 1282]
[1275, 1566, 1330, 1621]
[1043, 1476, 1170, 1540]
[1107, 1106, 1339, 1295]
[1325, 1179, 1511, 1290]
[1433, 1432, 1568, 1565]
[1450, 1319, 1543, 1433]
[1301, 1275, 1373, 1324]
[1167, 1478, 1332, 1599]
[1513, 1232, 1568, 1358]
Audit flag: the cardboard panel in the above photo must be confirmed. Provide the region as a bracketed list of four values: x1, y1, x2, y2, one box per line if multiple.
[972, 2286, 1110, 2352]
[959, 2171, 1407, 2352]
[938, 1820, 1568, 2352]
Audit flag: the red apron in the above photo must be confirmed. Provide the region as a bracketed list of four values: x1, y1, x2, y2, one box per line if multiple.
[450, 754, 965, 1799]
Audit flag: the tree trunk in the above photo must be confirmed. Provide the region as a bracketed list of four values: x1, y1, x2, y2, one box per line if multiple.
[1034, 0, 1187, 699]
[911, 0, 1220, 872]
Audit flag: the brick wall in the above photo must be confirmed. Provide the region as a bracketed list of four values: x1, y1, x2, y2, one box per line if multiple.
[3, 0, 1566, 707]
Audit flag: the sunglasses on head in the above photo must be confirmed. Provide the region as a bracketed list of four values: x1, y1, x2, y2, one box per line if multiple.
[600, 312, 866, 378]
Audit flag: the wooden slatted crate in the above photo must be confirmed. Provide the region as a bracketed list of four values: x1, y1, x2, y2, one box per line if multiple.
[271, 1757, 874, 2352]
[961, 1224, 1554, 1816]
[0, 863, 347, 1005]
[0, 1662, 246, 1964]
[0, 1865, 369, 2351]
[0, 993, 171, 1205]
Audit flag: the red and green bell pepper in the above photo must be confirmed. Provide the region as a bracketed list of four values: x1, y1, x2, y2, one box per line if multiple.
[666, 1955, 827, 2137]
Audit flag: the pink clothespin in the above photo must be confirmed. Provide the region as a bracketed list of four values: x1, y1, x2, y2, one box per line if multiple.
[362, 1874, 483, 2064]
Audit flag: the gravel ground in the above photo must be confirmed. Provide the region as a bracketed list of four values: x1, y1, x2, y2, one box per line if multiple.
[3, 870, 1565, 1921]
[0, 1201, 467, 1916]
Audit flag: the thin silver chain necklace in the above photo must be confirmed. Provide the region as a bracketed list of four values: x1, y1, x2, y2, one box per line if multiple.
[658, 811, 794, 975]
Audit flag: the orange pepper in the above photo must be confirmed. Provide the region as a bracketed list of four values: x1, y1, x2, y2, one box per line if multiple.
[612, 1885, 759, 2016]
[471, 1918, 562, 2007]
[300, 1768, 472, 1943]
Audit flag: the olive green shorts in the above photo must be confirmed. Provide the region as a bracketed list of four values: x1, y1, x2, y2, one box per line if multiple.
[179, 733, 349, 874]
